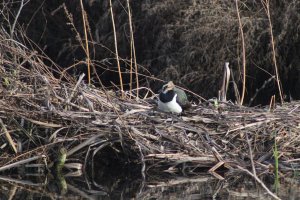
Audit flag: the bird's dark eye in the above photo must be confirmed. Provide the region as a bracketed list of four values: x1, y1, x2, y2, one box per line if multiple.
[163, 85, 168, 90]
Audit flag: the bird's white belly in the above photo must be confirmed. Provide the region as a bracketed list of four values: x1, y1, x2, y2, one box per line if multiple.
[158, 98, 182, 113]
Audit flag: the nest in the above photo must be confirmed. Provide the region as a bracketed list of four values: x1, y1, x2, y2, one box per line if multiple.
[1, 37, 300, 178]
[0, 34, 298, 200]
[0, 30, 299, 200]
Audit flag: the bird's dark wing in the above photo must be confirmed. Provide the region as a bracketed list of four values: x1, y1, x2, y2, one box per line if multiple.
[174, 88, 191, 109]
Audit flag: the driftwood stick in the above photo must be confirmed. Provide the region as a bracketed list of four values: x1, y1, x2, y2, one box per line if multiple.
[0, 155, 46, 172]
[0, 118, 17, 154]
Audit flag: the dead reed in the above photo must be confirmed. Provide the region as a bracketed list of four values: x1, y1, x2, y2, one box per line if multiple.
[79, 0, 91, 85]
[2, 23, 300, 198]
[0, 29, 300, 181]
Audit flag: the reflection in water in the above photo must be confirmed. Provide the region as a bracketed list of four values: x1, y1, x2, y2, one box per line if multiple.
[0, 169, 300, 199]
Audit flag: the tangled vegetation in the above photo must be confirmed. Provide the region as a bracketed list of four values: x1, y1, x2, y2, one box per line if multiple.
[1, 1, 300, 199]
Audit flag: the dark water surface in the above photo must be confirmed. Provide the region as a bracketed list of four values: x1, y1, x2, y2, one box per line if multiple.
[0, 170, 299, 200]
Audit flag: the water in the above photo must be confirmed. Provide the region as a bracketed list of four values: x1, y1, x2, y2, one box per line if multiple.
[0, 170, 299, 199]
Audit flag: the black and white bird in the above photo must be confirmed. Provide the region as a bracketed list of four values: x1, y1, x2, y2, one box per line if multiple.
[158, 81, 190, 114]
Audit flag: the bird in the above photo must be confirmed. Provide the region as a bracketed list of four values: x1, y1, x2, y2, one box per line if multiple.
[157, 81, 190, 114]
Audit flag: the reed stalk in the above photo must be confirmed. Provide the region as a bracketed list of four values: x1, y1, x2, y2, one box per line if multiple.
[273, 136, 280, 193]
[235, 0, 246, 105]
[126, 0, 139, 99]
[80, 0, 91, 85]
[109, 0, 124, 98]
[127, 0, 133, 99]
[261, 0, 283, 104]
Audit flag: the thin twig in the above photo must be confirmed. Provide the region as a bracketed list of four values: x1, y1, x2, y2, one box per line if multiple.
[10, 0, 27, 38]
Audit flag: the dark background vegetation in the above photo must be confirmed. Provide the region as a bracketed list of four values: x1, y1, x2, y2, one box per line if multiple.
[2, 0, 300, 105]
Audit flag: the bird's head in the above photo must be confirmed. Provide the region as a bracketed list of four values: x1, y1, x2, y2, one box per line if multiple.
[161, 81, 175, 94]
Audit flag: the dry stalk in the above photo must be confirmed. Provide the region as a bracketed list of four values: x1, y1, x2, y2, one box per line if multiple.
[248, 76, 275, 106]
[109, 0, 124, 98]
[65, 73, 85, 109]
[269, 95, 276, 112]
[58, 4, 88, 83]
[0, 155, 46, 172]
[127, 0, 133, 99]
[137, 144, 146, 180]
[245, 133, 256, 177]
[235, 0, 246, 105]
[79, 0, 91, 85]
[219, 62, 230, 102]
[126, 0, 139, 99]
[230, 68, 241, 104]
[261, 0, 283, 104]
[0, 119, 17, 154]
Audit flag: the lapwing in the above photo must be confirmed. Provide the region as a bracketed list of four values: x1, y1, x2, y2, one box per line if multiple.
[158, 81, 190, 114]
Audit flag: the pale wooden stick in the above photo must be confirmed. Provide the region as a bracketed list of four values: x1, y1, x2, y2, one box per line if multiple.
[0, 155, 46, 172]
[0, 118, 17, 154]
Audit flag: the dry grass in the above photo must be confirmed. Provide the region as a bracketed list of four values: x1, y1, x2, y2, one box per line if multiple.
[5, 1, 299, 104]
[0, 27, 300, 179]
[138, 1, 300, 104]
[1, 2, 300, 198]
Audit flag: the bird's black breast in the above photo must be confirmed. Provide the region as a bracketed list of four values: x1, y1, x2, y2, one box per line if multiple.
[159, 90, 176, 103]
